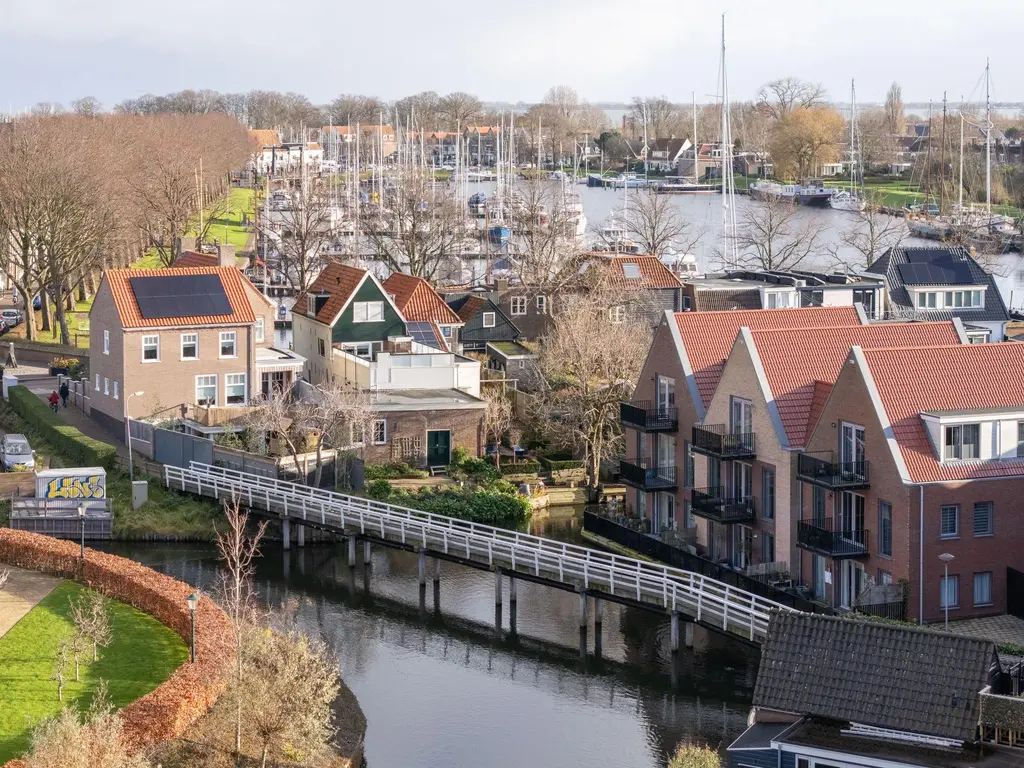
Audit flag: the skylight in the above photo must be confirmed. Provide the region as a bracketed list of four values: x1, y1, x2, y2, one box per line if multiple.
[622, 263, 641, 279]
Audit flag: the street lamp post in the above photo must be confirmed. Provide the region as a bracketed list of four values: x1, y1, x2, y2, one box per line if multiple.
[939, 552, 955, 631]
[124, 391, 144, 482]
[77, 503, 86, 561]
[186, 593, 200, 663]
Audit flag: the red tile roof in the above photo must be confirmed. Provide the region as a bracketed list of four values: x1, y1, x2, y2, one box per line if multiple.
[171, 251, 218, 269]
[383, 273, 462, 325]
[595, 255, 682, 289]
[452, 295, 488, 324]
[105, 267, 256, 329]
[749, 322, 962, 447]
[675, 307, 861, 407]
[861, 343, 1024, 482]
[292, 262, 368, 324]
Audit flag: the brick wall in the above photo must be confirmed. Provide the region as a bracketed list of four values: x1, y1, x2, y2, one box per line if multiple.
[364, 407, 484, 467]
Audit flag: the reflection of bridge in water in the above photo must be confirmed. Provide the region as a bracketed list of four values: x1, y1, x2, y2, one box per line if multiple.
[147, 543, 751, 754]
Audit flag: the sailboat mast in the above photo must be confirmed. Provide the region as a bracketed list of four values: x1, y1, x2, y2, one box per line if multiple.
[985, 58, 991, 215]
[958, 99, 964, 211]
[692, 91, 698, 181]
[940, 92, 947, 215]
[719, 13, 737, 268]
[850, 79, 856, 198]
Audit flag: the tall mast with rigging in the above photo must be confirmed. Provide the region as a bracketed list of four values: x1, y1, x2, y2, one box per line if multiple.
[719, 14, 738, 268]
[985, 58, 992, 216]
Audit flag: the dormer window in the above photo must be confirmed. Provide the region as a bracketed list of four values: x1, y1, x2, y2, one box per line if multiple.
[944, 424, 980, 461]
[917, 291, 938, 309]
[945, 289, 983, 308]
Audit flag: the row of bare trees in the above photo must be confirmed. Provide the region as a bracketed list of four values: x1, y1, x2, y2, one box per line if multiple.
[0, 113, 251, 342]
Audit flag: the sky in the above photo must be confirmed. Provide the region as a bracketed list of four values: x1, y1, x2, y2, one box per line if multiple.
[3, 0, 1022, 111]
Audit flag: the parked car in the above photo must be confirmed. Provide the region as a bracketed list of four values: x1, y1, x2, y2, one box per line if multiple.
[1, 309, 21, 326]
[0, 319, 8, 335]
[1, 433, 35, 471]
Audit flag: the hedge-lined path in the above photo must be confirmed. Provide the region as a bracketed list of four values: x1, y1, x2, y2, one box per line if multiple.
[24, 377, 130, 460]
[0, 565, 60, 638]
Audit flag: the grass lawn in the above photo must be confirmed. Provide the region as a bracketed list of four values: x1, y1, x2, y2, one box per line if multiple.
[0, 580, 187, 762]
[8, 296, 93, 349]
[193, 187, 255, 250]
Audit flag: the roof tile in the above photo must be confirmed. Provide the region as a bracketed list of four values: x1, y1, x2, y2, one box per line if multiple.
[104, 267, 256, 329]
[292, 263, 368, 325]
[383, 273, 462, 325]
[675, 307, 861, 407]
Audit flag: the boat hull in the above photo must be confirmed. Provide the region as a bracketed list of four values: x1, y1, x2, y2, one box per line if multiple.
[799, 194, 833, 208]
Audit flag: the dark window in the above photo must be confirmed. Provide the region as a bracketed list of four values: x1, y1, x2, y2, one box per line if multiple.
[762, 532, 775, 563]
[853, 288, 876, 316]
[812, 485, 826, 525]
[941, 505, 959, 538]
[973, 502, 993, 536]
[879, 501, 893, 557]
[317, 338, 326, 357]
[761, 468, 775, 520]
[801, 290, 824, 307]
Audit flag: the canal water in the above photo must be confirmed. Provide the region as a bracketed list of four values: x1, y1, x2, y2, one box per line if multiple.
[102, 507, 757, 768]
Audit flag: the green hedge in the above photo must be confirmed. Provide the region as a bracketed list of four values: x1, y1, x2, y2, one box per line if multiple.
[366, 484, 530, 527]
[8, 385, 117, 469]
[540, 457, 584, 471]
[499, 460, 541, 476]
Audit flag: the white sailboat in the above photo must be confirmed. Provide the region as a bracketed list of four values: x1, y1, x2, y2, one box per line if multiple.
[830, 79, 866, 212]
[719, 14, 739, 268]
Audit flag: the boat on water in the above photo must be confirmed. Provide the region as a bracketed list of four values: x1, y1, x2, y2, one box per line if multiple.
[609, 173, 649, 190]
[468, 192, 487, 216]
[660, 251, 700, 278]
[830, 189, 866, 212]
[750, 178, 834, 208]
[593, 217, 641, 254]
[487, 225, 511, 245]
[654, 181, 717, 194]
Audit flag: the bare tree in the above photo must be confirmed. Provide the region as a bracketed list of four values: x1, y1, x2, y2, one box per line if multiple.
[885, 82, 905, 136]
[834, 198, 908, 269]
[363, 168, 467, 280]
[0, 568, 8, 590]
[438, 92, 483, 129]
[482, 388, 514, 470]
[216, 500, 269, 757]
[732, 194, 826, 272]
[259, 183, 341, 293]
[239, 624, 340, 768]
[531, 283, 651, 488]
[624, 189, 703, 257]
[50, 637, 71, 701]
[327, 94, 387, 126]
[70, 96, 103, 117]
[757, 77, 828, 121]
[24, 681, 150, 768]
[628, 97, 682, 139]
[503, 178, 586, 292]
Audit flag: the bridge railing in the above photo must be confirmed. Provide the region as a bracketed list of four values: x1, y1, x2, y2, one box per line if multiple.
[166, 462, 795, 641]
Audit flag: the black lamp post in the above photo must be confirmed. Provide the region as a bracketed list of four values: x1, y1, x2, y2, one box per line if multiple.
[77, 503, 86, 560]
[186, 593, 200, 663]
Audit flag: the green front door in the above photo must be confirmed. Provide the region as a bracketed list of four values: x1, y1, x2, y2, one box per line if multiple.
[426, 430, 451, 467]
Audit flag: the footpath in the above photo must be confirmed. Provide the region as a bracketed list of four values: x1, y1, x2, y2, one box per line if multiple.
[0, 566, 60, 638]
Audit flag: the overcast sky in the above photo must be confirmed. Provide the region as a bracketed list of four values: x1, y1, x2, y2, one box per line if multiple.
[3, 1, 1021, 111]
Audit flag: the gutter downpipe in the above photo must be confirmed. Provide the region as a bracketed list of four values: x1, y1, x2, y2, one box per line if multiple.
[919, 484, 924, 625]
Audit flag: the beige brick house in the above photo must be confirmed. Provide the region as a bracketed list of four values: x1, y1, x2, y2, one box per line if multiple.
[88, 266, 304, 436]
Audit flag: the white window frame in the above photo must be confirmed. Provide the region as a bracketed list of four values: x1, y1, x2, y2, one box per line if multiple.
[255, 317, 265, 343]
[317, 338, 326, 357]
[371, 419, 387, 445]
[916, 291, 938, 309]
[536, 295, 547, 315]
[225, 373, 247, 406]
[219, 331, 237, 358]
[353, 300, 385, 323]
[943, 423, 980, 461]
[180, 333, 198, 360]
[113, 381, 118, 400]
[973, 501, 993, 537]
[103, 377, 109, 396]
[103, 329, 109, 355]
[343, 342, 373, 360]
[974, 572, 993, 607]
[195, 374, 218, 407]
[609, 305, 625, 323]
[940, 504, 959, 539]
[482, 312, 496, 328]
[141, 334, 160, 362]
[510, 296, 526, 316]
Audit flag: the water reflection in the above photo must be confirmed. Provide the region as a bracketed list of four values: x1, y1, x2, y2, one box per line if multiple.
[103, 507, 757, 767]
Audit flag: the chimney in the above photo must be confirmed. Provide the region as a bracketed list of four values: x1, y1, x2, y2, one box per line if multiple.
[496, 278, 509, 295]
[176, 236, 197, 254]
[969, 246, 977, 260]
[217, 244, 236, 268]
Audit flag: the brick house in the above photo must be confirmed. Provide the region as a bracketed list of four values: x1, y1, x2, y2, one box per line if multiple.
[795, 342, 1024, 622]
[621, 306, 864, 549]
[88, 266, 304, 436]
[292, 262, 485, 468]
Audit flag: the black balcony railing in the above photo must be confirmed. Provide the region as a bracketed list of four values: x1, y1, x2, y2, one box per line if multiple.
[690, 486, 756, 524]
[583, 511, 833, 615]
[619, 458, 678, 491]
[796, 452, 870, 489]
[620, 400, 679, 432]
[797, 517, 869, 558]
[691, 425, 756, 460]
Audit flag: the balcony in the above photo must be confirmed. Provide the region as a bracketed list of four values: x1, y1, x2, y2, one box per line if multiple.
[619, 458, 678, 491]
[690, 486, 756, 524]
[796, 452, 870, 489]
[620, 400, 678, 432]
[797, 517, 869, 559]
[691, 425, 756, 460]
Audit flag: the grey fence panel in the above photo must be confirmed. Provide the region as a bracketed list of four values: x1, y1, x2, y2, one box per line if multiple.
[153, 428, 213, 468]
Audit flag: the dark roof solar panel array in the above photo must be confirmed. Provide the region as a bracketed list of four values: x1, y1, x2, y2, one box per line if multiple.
[129, 274, 232, 320]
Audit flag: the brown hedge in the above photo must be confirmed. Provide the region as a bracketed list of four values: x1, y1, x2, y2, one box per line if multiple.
[0, 528, 234, 766]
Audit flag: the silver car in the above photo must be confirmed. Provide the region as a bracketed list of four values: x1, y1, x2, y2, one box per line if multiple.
[2, 433, 35, 471]
[1, 309, 21, 326]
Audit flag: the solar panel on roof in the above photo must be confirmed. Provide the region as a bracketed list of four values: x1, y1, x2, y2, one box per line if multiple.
[896, 262, 974, 285]
[406, 321, 442, 348]
[129, 274, 232, 320]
